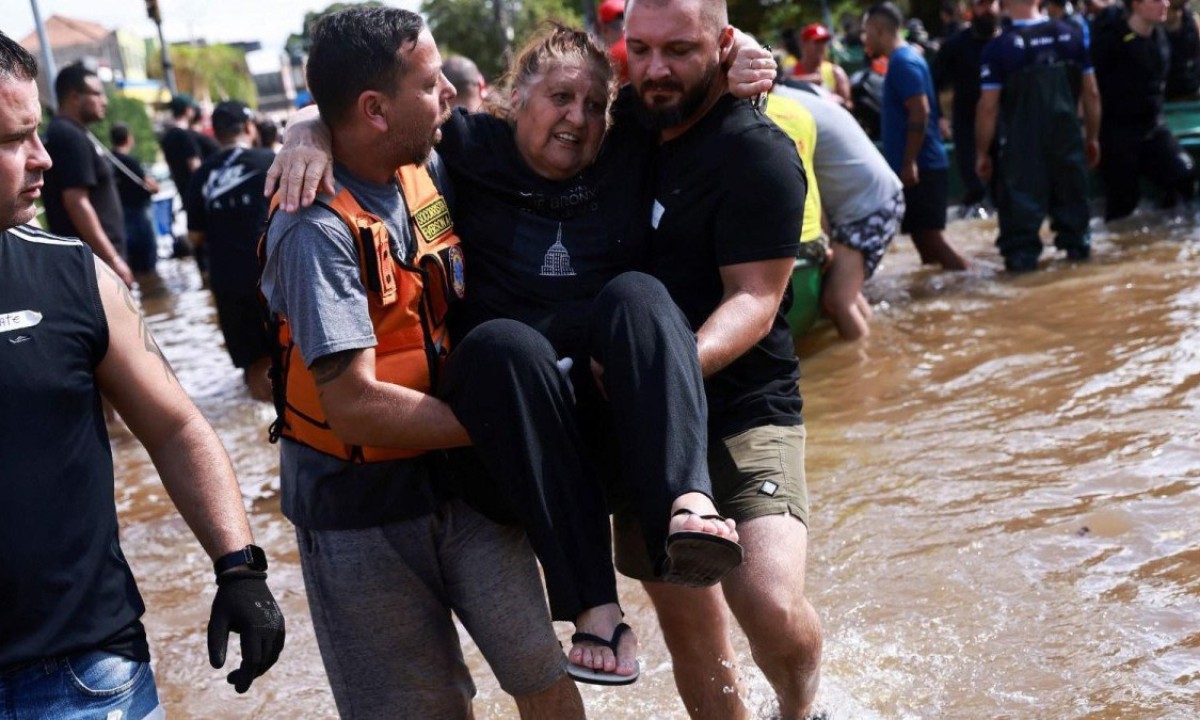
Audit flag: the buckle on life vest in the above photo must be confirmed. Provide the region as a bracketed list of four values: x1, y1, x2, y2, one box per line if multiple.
[355, 218, 398, 306]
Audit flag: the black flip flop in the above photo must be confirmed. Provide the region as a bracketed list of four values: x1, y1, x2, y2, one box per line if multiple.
[566, 622, 641, 686]
[660, 509, 744, 587]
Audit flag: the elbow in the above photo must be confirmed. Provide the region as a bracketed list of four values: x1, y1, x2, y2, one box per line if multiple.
[320, 398, 372, 447]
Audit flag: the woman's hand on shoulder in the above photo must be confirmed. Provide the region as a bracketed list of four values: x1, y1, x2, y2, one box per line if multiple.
[263, 105, 335, 213]
[727, 29, 776, 100]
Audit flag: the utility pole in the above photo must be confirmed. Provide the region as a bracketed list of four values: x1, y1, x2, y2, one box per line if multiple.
[29, 0, 57, 110]
[146, 0, 177, 95]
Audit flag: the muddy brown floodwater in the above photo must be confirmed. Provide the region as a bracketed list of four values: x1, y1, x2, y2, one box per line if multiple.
[113, 212, 1200, 719]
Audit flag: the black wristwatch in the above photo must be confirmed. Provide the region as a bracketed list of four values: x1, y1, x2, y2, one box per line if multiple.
[213, 544, 268, 577]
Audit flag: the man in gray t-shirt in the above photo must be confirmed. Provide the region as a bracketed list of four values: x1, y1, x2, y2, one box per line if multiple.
[257, 8, 608, 716]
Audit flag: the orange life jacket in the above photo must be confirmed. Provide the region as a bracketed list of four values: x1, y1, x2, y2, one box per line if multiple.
[260, 164, 465, 463]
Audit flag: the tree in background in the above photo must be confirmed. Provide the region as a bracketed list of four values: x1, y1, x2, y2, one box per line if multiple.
[148, 44, 258, 107]
[285, 1, 387, 55]
[422, 0, 582, 80]
[93, 94, 158, 165]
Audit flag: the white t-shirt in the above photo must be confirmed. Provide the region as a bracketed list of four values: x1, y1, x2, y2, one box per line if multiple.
[773, 84, 903, 225]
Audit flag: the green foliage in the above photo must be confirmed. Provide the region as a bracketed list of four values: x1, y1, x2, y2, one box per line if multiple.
[422, 0, 583, 81]
[148, 44, 258, 106]
[285, 1, 387, 55]
[93, 94, 158, 166]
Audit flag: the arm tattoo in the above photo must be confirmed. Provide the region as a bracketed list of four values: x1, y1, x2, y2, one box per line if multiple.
[98, 261, 177, 382]
[312, 349, 360, 386]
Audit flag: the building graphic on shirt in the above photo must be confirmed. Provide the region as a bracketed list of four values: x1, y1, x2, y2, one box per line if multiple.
[540, 223, 576, 277]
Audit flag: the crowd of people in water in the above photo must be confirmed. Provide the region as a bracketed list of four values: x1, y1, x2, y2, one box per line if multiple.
[2, 0, 1197, 717]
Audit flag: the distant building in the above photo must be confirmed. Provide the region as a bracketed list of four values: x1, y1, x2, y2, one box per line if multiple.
[19, 15, 164, 107]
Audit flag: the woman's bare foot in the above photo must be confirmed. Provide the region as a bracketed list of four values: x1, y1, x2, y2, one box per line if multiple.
[670, 492, 738, 543]
[568, 603, 639, 678]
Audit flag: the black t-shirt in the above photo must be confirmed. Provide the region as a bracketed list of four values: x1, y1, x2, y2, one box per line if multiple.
[645, 93, 805, 438]
[195, 130, 220, 159]
[112, 150, 152, 209]
[186, 145, 275, 296]
[160, 126, 200, 195]
[933, 26, 990, 123]
[42, 116, 125, 249]
[0, 225, 148, 667]
[1093, 22, 1169, 127]
[436, 107, 653, 355]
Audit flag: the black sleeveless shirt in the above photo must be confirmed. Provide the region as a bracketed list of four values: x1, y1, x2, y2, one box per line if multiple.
[0, 225, 148, 667]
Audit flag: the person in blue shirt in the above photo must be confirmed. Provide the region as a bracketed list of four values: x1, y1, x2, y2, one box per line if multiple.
[976, 0, 1101, 272]
[865, 2, 970, 270]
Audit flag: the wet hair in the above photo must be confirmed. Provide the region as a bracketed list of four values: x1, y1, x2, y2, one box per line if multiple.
[493, 22, 614, 119]
[626, 0, 729, 37]
[865, 2, 905, 33]
[0, 31, 38, 83]
[55, 62, 97, 105]
[306, 6, 425, 127]
[109, 123, 131, 147]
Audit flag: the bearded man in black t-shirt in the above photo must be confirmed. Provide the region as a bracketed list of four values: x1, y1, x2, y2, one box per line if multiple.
[614, 0, 824, 717]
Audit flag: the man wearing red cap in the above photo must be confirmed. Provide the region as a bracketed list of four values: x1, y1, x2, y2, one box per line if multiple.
[598, 0, 629, 82]
[793, 23, 853, 107]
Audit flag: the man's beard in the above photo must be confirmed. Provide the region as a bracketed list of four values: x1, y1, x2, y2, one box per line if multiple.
[633, 62, 719, 131]
[397, 105, 451, 166]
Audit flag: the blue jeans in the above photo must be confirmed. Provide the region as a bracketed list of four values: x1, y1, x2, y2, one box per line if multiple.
[0, 651, 163, 720]
[122, 204, 158, 275]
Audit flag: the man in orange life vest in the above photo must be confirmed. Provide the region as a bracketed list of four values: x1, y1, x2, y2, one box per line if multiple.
[258, 7, 598, 718]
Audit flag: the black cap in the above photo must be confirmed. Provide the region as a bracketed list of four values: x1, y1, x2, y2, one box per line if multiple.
[168, 93, 194, 116]
[211, 100, 254, 136]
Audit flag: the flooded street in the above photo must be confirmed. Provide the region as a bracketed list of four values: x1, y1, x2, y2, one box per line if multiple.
[114, 214, 1200, 719]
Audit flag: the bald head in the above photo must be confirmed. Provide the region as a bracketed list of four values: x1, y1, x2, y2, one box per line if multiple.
[627, 0, 729, 36]
[443, 55, 485, 112]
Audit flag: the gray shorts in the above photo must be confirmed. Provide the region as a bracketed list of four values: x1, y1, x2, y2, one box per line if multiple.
[831, 188, 905, 279]
[298, 497, 565, 719]
[615, 424, 809, 581]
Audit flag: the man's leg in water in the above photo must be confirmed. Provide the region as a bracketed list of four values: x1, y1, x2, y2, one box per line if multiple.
[821, 243, 871, 340]
[723, 514, 822, 719]
[642, 518, 822, 720]
[620, 424, 822, 719]
[441, 497, 586, 720]
[644, 581, 749, 720]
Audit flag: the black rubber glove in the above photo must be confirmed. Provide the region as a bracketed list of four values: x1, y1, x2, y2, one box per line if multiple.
[207, 569, 286, 693]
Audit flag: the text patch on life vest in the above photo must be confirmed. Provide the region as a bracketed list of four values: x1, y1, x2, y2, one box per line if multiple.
[413, 196, 453, 242]
[0, 310, 42, 333]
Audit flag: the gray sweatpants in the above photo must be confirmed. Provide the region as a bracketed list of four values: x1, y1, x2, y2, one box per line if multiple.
[297, 498, 566, 719]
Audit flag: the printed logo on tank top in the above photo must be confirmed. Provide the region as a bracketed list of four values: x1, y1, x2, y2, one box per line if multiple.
[540, 224, 577, 277]
[0, 309, 42, 334]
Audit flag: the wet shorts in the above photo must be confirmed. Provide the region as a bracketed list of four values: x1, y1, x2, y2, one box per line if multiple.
[213, 291, 272, 369]
[831, 188, 905, 278]
[297, 497, 566, 718]
[900, 168, 948, 234]
[614, 424, 809, 582]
